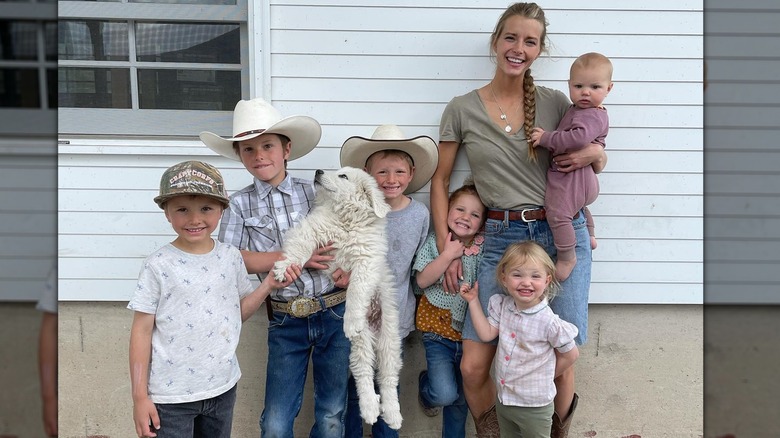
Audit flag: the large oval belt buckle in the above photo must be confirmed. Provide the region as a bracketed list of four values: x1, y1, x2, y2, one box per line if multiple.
[289, 297, 316, 318]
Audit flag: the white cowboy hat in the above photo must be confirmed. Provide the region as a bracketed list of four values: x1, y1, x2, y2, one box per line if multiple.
[340, 124, 439, 194]
[199, 98, 322, 162]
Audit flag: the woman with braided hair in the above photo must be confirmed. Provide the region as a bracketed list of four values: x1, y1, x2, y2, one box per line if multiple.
[429, 3, 607, 437]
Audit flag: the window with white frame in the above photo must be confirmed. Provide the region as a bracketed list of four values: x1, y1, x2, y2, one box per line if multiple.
[58, 0, 249, 137]
[0, 0, 57, 136]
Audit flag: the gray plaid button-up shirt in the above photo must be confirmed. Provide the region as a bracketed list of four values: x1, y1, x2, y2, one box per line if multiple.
[218, 174, 334, 302]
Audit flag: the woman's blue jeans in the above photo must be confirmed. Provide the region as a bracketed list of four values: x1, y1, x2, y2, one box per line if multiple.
[462, 209, 591, 345]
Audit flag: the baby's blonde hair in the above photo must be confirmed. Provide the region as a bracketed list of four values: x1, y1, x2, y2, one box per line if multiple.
[496, 241, 559, 300]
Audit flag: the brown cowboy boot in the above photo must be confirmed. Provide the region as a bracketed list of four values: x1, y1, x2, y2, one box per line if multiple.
[474, 404, 500, 438]
[551, 393, 579, 438]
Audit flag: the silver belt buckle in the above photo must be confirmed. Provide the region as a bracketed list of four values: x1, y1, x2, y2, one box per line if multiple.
[520, 209, 537, 223]
[289, 296, 318, 318]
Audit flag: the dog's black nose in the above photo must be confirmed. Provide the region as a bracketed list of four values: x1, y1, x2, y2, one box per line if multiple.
[315, 169, 324, 176]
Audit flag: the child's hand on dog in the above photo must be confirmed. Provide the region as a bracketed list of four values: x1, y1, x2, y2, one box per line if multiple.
[305, 242, 337, 270]
[268, 262, 302, 288]
[332, 268, 351, 288]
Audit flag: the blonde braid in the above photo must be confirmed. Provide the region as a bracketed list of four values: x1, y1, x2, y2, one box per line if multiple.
[522, 69, 537, 161]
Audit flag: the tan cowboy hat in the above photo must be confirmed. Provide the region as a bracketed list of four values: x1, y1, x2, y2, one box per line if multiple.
[199, 98, 322, 162]
[340, 124, 439, 194]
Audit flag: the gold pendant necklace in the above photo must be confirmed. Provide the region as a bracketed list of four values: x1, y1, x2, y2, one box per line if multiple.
[490, 83, 519, 133]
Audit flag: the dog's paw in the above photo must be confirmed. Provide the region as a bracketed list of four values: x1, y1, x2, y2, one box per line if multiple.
[343, 315, 365, 338]
[359, 393, 381, 425]
[381, 400, 403, 430]
[271, 260, 290, 282]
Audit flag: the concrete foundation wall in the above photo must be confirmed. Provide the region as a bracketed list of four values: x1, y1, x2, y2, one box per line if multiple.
[56, 303, 704, 437]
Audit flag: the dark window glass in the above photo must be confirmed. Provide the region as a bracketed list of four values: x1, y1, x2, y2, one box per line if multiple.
[46, 68, 56, 108]
[44, 21, 57, 61]
[135, 22, 239, 64]
[58, 20, 128, 61]
[0, 68, 39, 107]
[58, 67, 131, 108]
[0, 21, 37, 61]
[138, 69, 240, 110]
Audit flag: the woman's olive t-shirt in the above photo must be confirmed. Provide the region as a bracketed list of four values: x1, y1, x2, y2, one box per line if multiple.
[439, 86, 570, 210]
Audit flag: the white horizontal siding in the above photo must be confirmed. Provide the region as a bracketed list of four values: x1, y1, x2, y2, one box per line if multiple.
[58, 2, 703, 303]
[0, 151, 57, 301]
[704, 0, 780, 303]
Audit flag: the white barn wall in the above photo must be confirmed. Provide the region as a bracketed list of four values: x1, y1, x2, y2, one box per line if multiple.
[58, 1, 703, 303]
[704, 0, 780, 303]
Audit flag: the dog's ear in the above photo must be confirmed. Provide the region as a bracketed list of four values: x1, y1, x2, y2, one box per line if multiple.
[360, 172, 391, 218]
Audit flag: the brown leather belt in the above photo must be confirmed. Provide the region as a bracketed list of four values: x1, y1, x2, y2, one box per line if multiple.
[486, 208, 579, 222]
[269, 288, 347, 318]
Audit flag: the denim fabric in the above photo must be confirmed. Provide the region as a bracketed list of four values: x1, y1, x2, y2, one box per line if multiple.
[260, 301, 350, 438]
[154, 384, 237, 438]
[419, 332, 468, 438]
[462, 209, 591, 345]
[344, 342, 406, 438]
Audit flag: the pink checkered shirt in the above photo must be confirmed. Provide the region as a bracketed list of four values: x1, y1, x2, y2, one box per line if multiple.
[487, 296, 578, 407]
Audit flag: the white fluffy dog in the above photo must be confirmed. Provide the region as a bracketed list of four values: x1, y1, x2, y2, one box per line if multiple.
[273, 166, 403, 429]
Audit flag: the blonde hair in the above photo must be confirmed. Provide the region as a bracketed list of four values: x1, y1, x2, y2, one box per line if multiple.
[489, 3, 549, 162]
[364, 149, 414, 172]
[570, 52, 613, 81]
[496, 241, 559, 300]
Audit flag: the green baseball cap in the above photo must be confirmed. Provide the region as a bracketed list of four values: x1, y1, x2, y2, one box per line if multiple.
[154, 160, 230, 209]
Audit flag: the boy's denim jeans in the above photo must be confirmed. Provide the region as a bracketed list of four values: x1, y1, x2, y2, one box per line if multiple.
[260, 301, 350, 438]
[420, 332, 468, 438]
[153, 384, 237, 438]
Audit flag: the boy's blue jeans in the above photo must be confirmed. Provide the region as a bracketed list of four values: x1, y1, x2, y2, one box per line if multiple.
[153, 384, 237, 438]
[419, 332, 469, 438]
[260, 301, 350, 438]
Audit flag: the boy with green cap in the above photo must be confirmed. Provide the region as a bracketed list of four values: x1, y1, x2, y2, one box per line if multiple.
[128, 160, 299, 438]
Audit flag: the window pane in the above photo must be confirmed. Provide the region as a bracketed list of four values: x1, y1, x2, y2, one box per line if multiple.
[138, 69, 240, 110]
[59, 67, 130, 108]
[0, 21, 37, 61]
[0, 68, 39, 107]
[131, 0, 236, 3]
[46, 68, 56, 108]
[136, 22, 239, 64]
[44, 21, 57, 61]
[58, 20, 128, 61]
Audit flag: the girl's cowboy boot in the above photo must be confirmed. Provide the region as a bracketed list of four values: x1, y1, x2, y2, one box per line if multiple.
[474, 404, 500, 438]
[551, 393, 579, 438]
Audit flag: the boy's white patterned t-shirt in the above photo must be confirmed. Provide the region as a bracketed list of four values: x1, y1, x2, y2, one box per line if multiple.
[128, 240, 254, 403]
